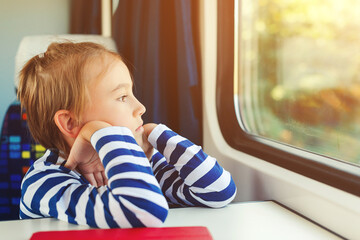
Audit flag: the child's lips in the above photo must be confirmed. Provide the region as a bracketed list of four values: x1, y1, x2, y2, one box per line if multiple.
[136, 125, 144, 132]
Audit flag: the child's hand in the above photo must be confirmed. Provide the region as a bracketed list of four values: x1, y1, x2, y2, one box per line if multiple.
[143, 123, 158, 137]
[64, 121, 111, 187]
[135, 123, 157, 160]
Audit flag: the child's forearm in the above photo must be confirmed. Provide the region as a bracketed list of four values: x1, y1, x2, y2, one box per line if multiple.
[148, 124, 237, 208]
[21, 126, 168, 228]
[89, 126, 169, 226]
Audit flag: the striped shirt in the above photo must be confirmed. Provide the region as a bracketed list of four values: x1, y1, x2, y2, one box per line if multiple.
[20, 124, 237, 228]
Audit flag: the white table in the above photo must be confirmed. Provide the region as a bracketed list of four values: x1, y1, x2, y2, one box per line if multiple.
[0, 201, 341, 240]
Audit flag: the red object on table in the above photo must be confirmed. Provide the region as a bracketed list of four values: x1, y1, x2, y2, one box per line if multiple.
[30, 226, 213, 240]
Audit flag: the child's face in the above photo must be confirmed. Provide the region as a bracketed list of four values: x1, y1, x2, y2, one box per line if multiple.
[81, 58, 146, 138]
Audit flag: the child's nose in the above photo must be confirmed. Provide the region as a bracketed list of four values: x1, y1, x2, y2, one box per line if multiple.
[135, 100, 146, 117]
[139, 103, 146, 116]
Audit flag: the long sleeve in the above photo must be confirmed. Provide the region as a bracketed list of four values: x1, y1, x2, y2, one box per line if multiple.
[20, 126, 169, 228]
[148, 124, 237, 208]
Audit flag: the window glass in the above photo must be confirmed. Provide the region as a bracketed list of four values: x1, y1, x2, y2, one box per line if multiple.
[238, 0, 360, 165]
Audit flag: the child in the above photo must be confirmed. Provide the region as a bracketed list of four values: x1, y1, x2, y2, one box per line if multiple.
[17, 42, 237, 228]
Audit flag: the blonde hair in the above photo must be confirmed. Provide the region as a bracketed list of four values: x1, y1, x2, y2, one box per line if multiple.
[17, 41, 121, 157]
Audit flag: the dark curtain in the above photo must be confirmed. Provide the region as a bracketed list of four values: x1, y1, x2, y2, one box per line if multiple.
[113, 0, 202, 145]
[70, 0, 202, 145]
[70, 0, 102, 34]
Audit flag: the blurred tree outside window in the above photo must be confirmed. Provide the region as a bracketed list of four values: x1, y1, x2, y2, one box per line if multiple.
[238, 0, 360, 165]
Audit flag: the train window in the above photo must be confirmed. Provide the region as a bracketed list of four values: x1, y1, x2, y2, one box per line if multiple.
[216, 0, 360, 196]
[238, 0, 360, 166]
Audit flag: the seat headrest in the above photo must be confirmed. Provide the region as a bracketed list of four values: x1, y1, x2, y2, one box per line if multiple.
[14, 34, 118, 89]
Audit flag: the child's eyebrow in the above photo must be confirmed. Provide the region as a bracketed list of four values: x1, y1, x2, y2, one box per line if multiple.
[111, 83, 132, 92]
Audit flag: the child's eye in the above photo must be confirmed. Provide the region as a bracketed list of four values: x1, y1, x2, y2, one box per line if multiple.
[118, 95, 127, 102]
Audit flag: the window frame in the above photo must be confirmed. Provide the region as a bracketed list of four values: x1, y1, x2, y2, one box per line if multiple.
[216, 0, 360, 197]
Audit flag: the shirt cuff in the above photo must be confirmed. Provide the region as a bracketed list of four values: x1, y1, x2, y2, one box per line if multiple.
[148, 124, 171, 148]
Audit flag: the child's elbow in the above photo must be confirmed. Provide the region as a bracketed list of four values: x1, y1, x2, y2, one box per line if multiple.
[201, 180, 237, 208]
[138, 205, 169, 228]
[211, 188, 237, 208]
[218, 180, 237, 207]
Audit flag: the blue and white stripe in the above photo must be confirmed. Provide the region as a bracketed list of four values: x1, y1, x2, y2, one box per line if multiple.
[20, 126, 168, 228]
[20, 124, 236, 228]
[149, 124, 237, 208]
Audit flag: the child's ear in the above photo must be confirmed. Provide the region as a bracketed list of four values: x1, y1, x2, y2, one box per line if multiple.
[54, 110, 81, 138]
